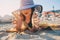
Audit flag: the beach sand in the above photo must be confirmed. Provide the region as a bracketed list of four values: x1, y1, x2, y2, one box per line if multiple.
[0, 23, 60, 40]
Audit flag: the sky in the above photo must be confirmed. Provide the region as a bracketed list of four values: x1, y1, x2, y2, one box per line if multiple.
[34, 0, 60, 11]
[0, 0, 60, 17]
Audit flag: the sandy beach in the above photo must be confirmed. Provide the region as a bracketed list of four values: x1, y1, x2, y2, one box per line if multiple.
[0, 23, 60, 40]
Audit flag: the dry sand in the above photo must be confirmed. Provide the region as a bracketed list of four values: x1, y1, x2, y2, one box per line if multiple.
[0, 23, 60, 40]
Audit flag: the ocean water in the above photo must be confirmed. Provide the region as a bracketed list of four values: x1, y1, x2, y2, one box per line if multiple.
[0, 23, 60, 40]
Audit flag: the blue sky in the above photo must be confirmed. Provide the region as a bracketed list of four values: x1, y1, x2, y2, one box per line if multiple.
[34, 0, 60, 11]
[0, 0, 60, 16]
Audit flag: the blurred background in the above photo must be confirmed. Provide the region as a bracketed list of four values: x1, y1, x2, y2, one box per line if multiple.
[0, 0, 60, 23]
